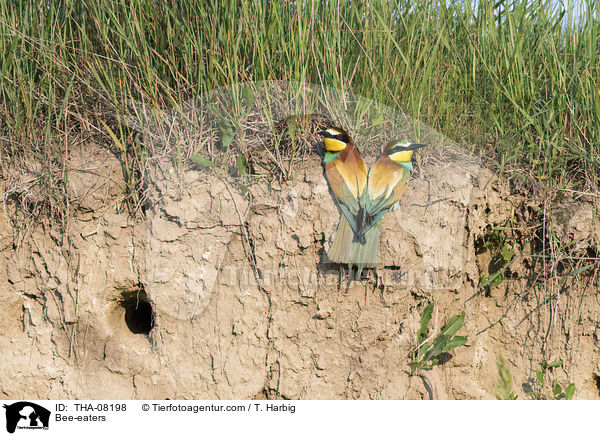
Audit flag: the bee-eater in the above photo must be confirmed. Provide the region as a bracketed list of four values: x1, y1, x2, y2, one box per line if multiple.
[318, 127, 369, 272]
[357, 140, 428, 270]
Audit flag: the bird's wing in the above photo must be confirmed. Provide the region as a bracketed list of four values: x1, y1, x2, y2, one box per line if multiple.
[325, 166, 362, 237]
[324, 146, 368, 242]
[367, 163, 411, 214]
[336, 182, 363, 238]
[359, 163, 411, 236]
[333, 155, 366, 199]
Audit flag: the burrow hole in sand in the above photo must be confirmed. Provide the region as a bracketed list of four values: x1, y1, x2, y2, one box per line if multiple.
[117, 286, 154, 335]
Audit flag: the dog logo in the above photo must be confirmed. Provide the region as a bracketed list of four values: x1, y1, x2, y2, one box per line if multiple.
[3, 402, 50, 433]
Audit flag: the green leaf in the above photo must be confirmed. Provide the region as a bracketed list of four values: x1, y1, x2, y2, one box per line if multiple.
[443, 335, 467, 352]
[371, 111, 384, 126]
[565, 383, 575, 400]
[411, 306, 468, 372]
[419, 335, 448, 364]
[190, 155, 216, 168]
[242, 86, 255, 107]
[552, 382, 561, 396]
[478, 255, 518, 290]
[287, 121, 297, 141]
[492, 273, 504, 286]
[416, 303, 434, 345]
[536, 369, 544, 386]
[439, 311, 465, 338]
[501, 244, 514, 262]
[99, 119, 126, 152]
[547, 360, 563, 368]
[236, 154, 247, 176]
[220, 121, 234, 149]
[567, 263, 595, 277]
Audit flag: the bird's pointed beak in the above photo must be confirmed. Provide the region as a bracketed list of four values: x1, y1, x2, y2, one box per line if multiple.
[407, 143, 428, 151]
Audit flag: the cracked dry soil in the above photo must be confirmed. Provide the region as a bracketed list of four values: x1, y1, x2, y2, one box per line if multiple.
[1, 142, 600, 399]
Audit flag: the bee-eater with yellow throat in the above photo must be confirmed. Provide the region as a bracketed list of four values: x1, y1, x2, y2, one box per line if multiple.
[318, 127, 369, 271]
[358, 140, 428, 271]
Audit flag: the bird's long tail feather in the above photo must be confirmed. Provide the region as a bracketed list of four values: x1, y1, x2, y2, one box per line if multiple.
[327, 215, 381, 277]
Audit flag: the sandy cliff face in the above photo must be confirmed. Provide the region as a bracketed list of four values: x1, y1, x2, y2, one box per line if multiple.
[1, 143, 599, 399]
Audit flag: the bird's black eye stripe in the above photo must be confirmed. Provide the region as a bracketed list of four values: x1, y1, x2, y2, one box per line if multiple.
[338, 132, 350, 143]
[386, 145, 402, 155]
[385, 143, 427, 154]
[318, 129, 350, 143]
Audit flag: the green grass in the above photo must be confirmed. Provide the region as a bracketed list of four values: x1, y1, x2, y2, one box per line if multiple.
[0, 0, 598, 198]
